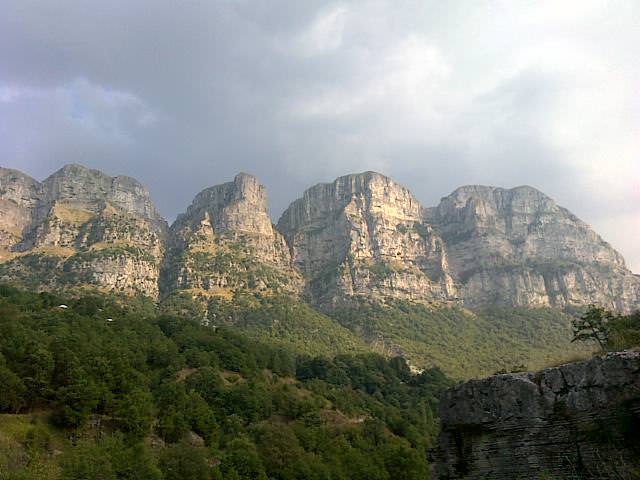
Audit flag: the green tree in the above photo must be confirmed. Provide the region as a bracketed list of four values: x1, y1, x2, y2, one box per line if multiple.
[220, 436, 268, 480]
[60, 439, 116, 480]
[113, 387, 156, 439]
[159, 441, 211, 480]
[102, 433, 163, 480]
[0, 355, 26, 412]
[52, 367, 101, 428]
[607, 311, 640, 350]
[187, 391, 219, 445]
[571, 305, 612, 350]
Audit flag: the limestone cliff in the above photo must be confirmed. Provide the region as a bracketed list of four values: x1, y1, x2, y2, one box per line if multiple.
[427, 185, 640, 312]
[0, 168, 41, 257]
[1, 165, 639, 311]
[435, 351, 640, 479]
[163, 173, 301, 299]
[277, 172, 455, 307]
[278, 174, 639, 312]
[0, 164, 166, 298]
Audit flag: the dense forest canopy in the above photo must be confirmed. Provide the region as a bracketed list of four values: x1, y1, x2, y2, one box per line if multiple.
[0, 284, 452, 479]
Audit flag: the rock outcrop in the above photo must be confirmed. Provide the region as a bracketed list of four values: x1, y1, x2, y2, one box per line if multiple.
[427, 185, 640, 312]
[435, 351, 640, 479]
[0, 168, 41, 257]
[277, 172, 455, 307]
[0, 164, 166, 298]
[1, 165, 638, 311]
[278, 174, 640, 312]
[163, 173, 301, 299]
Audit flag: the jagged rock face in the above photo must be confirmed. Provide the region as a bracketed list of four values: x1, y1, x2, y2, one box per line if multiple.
[435, 351, 640, 479]
[0, 164, 166, 298]
[0, 168, 41, 254]
[278, 175, 639, 311]
[163, 173, 301, 298]
[277, 172, 456, 307]
[1, 165, 639, 310]
[41, 164, 162, 222]
[427, 185, 640, 312]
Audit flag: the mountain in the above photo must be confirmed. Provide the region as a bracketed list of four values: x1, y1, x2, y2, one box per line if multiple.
[1, 164, 639, 312]
[277, 171, 456, 308]
[162, 172, 302, 300]
[0, 164, 167, 298]
[279, 173, 640, 312]
[427, 185, 640, 312]
[0, 164, 638, 375]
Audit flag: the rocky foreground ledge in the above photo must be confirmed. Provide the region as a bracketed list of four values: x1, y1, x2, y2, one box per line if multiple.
[435, 351, 640, 479]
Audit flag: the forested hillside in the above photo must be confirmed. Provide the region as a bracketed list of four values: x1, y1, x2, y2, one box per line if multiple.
[0, 285, 451, 480]
[330, 301, 589, 378]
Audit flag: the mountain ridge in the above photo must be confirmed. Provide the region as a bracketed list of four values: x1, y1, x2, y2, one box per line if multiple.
[1, 164, 638, 313]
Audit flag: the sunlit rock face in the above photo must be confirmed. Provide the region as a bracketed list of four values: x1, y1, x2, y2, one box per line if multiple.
[1, 164, 638, 311]
[277, 172, 456, 308]
[278, 173, 639, 312]
[427, 185, 640, 312]
[435, 351, 640, 479]
[0, 164, 167, 298]
[0, 168, 41, 252]
[163, 173, 302, 299]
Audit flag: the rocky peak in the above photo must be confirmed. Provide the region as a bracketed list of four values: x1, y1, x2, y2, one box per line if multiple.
[163, 173, 301, 299]
[0, 168, 42, 207]
[430, 184, 594, 243]
[180, 172, 272, 236]
[277, 172, 455, 307]
[278, 171, 423, 240]
[0, 164, 167, 299]
[432, 183, 629, 271]
[429, 184, 637, 311]
[42, 164, 164, 227]
[0, 168, 42, 251]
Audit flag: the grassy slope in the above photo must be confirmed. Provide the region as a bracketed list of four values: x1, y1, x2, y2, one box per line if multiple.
[202, 293, 591, 379]
[0, 414, 63, 479]
[329, 301, 591, 378]
[204, 295, 370, 358]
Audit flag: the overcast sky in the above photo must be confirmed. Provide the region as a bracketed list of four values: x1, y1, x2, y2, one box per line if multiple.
[1, 0, 639, 271]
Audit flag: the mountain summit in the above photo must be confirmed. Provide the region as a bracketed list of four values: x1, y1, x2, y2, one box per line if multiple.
[277, 171, 455, 307]
[0, 164, 166, 298]
[162, 173, 302, 299]
[1, 165, 638, 312]
[427, 184, 638, 311]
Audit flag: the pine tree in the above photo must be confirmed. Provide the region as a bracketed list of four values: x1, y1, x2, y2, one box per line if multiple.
[571, 305, 613, 350]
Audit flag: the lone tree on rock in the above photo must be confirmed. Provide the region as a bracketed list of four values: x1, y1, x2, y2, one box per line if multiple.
[571, 305, 613, 351]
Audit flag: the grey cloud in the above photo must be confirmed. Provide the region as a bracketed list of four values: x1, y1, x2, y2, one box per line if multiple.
[1, 0, 638, 270]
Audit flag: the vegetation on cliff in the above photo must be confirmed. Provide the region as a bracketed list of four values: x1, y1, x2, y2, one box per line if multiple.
[204, 294, 368, 357]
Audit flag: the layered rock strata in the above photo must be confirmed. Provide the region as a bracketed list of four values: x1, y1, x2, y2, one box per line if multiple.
[435, 351, 640, 479]
[427, 185, 640, 312]
[0, 164, 166, 298]
[0, 168, 41, 260]
[279, 172, 639, 312]
[1, 165, 638, 311]
[163, 173, 301, 299]
[277, 172, 456, 307]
